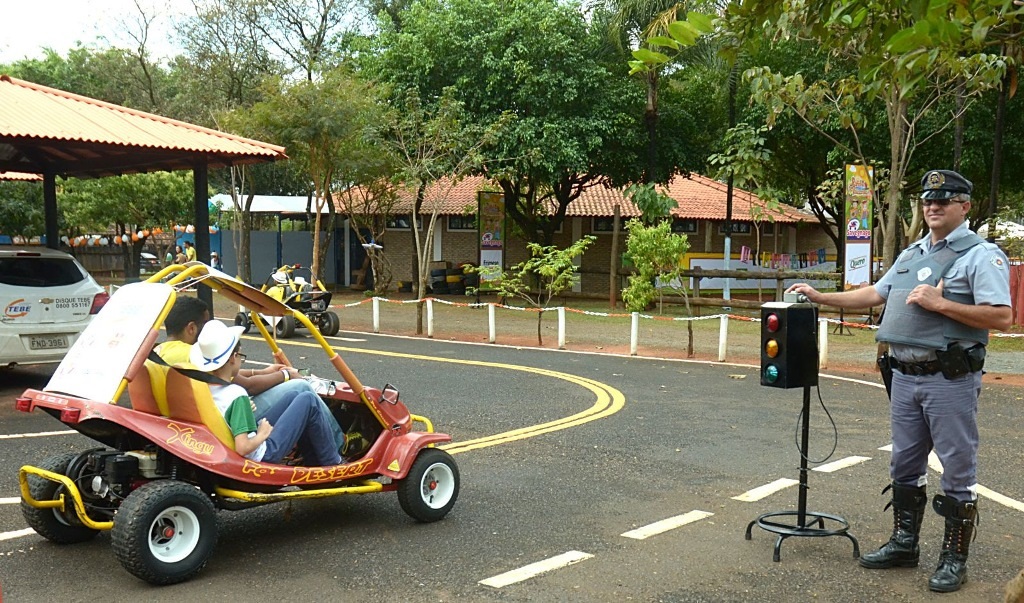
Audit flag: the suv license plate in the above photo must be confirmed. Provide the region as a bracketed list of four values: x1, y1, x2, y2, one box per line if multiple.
[29, 335, 69, 350]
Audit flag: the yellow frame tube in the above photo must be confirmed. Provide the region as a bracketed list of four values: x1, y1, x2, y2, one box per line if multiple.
[19, 466, 114, 530]
[215, 480, 384, 503]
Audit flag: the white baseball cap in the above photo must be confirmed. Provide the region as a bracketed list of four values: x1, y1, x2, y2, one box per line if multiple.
[190, 320, 245, 371]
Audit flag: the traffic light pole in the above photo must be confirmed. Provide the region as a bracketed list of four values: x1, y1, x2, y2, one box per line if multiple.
[744, 385, 861, 562]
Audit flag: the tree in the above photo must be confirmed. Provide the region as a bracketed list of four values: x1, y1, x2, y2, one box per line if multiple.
[60, 173, 194, 278]
[482, 236, 596, 346]
[247, 68, 382, 281]
[371, 0, 690, 245]
[377, 88, 501, 330]
[728, 0, 1006, 268]
[0, 182, 46, 240]
[248, 0, 353, 80]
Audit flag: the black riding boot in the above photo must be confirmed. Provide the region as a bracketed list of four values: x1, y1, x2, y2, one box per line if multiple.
[928, 495, 978, 593]
[859, 483, 928, 569]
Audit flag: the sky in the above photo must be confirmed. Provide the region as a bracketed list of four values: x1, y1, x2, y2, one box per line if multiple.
[0, 0, 194, 64]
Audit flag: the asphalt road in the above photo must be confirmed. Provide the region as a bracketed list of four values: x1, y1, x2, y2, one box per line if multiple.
[1, 330, 1023, 602]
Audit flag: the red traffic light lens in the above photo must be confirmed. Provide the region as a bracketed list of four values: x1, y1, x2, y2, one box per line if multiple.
[765, 313, 780, 332]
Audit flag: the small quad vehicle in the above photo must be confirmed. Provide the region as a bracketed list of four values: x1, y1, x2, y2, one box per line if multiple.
[234, 264, 340, 338]
[17, 262, 459, 585]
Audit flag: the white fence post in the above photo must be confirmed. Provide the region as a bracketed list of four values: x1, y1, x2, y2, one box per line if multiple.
[557, 307, 566, 350]
[718, 314, 729, 362]
[819, 317, 829, 369]
[372, 297, 380, 333]
[488, 303, 496, 343]
[630, 312, 639, 356]
[426, 298, 434, 338]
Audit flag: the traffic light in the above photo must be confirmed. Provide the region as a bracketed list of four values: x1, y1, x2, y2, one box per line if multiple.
[760, 302, 819, 389]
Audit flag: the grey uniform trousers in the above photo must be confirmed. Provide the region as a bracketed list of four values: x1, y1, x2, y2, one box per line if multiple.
[889, 369, 982, 502]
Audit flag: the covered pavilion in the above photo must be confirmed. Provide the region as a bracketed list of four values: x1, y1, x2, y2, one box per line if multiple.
[0, 74, 287, 306]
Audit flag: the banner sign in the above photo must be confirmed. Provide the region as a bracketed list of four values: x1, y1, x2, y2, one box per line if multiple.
[478, 191, 504, 282]
[844, 164, 874, 290]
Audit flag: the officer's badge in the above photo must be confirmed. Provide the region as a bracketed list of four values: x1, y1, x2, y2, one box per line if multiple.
[925, 171, 944, 190]
[917, 267, 932, 281]
[991, 256, 1006, 269]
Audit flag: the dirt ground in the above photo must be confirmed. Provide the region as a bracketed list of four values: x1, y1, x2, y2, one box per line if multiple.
[197, 286, 1024, 387]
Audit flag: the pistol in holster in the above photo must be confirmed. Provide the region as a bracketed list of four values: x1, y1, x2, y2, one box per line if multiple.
[877, 352, 894, 399]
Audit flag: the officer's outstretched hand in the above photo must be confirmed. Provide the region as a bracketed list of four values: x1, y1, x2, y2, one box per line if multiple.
[785, 283, 823, 303]
[906, 278, 944, 311]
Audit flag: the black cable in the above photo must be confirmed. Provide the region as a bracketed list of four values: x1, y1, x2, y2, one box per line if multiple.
[794, 384, 838, 464]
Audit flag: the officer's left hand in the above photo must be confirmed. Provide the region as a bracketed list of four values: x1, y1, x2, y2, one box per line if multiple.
[906, 279, 945, 311]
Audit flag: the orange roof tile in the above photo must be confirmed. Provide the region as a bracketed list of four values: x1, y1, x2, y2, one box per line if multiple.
[351, 173, 809, 223]
[0, 75, 286, 178]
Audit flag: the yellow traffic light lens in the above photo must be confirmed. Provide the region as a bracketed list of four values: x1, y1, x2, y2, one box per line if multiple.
[764, 365, 779, 383]
[765, 339, 779, 358]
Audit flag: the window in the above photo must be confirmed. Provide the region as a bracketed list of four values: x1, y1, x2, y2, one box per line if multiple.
[761, 221, 775, 235]
[717, 222, 752, 236]
[592, 216, 618, 233]
[386, 214, 422, 231]
[447, 215, 477, 231]
[0, 257, 86, 287]
[671, 219, 698, 234]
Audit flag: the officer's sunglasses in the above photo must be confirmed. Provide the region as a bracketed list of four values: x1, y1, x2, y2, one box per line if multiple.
[920, 198, 965, 207]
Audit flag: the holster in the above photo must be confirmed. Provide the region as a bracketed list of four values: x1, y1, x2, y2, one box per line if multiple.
[935, 344, 985, 380]
[877, 352, 894, 399]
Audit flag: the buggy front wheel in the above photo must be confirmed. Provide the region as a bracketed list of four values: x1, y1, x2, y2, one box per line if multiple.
[397, 448, 459, 522]
[111, 480, 218, 585]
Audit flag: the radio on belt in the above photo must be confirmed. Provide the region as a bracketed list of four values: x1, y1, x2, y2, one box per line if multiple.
[760, 299, 818, 389]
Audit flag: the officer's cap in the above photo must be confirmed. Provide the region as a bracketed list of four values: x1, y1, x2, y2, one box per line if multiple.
[920, 169, 972, 200]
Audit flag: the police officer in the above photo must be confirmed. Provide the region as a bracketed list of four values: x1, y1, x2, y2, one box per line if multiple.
[787, 169, 1012, 593]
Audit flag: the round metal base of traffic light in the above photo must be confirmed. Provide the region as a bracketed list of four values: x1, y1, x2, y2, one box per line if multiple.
[744, 510, 860, 562]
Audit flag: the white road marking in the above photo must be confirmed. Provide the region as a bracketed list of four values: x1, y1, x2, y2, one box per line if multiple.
[479, 551, 593, 588]
[731, 478, 799, 502]
[0, 529, 34, 542]
[928, 451, 943, 473]
[0, 430, 75, 440]
[812, 456, 871, 473]
[878, 444, 892, 451]
[620, 510, 713, 540]
[0, 497, 20, 505]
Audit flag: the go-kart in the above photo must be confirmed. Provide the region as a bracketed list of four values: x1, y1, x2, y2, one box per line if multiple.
[16, 261, 458, 585]
[234, 264, 340, 338]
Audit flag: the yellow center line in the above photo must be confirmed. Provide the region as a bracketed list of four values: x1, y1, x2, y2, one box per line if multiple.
[257, 337, 626, 454]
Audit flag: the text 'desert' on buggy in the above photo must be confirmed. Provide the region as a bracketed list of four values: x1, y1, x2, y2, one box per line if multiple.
[16, 262, 459, 585]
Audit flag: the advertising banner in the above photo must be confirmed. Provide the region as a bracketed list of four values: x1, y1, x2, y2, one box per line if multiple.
[844, 164, 874, 290]
[478, 191, 504, 282]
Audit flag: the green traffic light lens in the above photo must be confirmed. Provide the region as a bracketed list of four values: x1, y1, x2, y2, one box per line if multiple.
[764, 364, 779, 383]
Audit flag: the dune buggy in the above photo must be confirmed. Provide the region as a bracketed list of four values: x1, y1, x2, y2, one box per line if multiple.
[234, 264, 340, 338]
[17, 262, 459, 585]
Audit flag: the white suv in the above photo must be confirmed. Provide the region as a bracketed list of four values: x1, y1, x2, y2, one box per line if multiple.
[0, 247, 108, 367]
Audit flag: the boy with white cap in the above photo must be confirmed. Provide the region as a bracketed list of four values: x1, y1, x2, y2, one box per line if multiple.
[192, 320, 342, 466]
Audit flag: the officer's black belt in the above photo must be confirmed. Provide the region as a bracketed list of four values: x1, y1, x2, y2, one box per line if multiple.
[889, 357, 944, 376]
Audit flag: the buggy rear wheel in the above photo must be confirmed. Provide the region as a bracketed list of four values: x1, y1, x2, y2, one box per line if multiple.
[233, 312, 251, 334]
[276, 314, 296, 338]
[322, 311, 340, 336]
[111, 480, 218, 585]
[397, 448, 459, 522]
[21, 453, 100, 544]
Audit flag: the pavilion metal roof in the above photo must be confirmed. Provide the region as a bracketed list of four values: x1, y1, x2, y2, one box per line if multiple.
[0, 75, 286, 178]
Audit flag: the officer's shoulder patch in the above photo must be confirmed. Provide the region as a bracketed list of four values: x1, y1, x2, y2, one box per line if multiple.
[990, 255, 1006, 269]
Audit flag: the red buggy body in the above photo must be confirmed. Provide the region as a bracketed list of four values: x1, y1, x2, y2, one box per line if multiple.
[17, 263, 459, 585]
